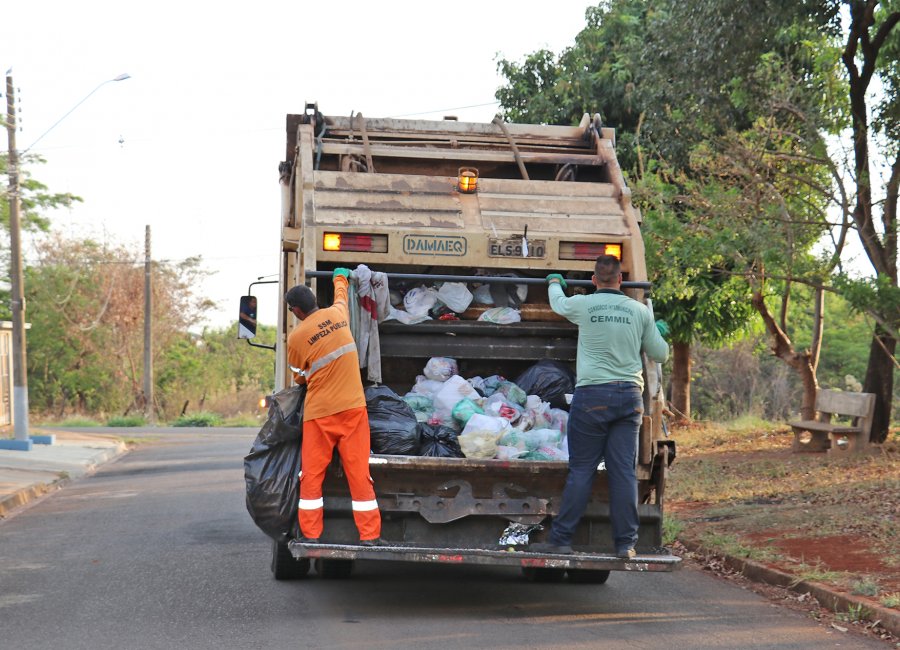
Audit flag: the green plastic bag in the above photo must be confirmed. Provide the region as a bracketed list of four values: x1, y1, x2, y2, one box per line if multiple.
[451, 398, 484, 426]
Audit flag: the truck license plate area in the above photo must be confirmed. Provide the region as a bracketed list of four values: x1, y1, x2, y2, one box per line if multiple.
[488, 237, 547, 259]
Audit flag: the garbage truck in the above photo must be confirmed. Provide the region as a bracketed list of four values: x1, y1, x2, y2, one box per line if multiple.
[250, 103, 679, 582]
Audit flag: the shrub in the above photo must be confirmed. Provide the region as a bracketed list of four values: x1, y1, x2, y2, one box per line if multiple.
[172, 412, 222, 427]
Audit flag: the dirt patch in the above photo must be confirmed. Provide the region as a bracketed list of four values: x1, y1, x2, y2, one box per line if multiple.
[666, 422, 900, 616]
[744, 531, 900, 593]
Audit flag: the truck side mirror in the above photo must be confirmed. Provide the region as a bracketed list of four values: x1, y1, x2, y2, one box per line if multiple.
[238, 295, 258, 339]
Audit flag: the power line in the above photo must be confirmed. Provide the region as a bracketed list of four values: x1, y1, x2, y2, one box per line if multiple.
[388, 101, 500, 119]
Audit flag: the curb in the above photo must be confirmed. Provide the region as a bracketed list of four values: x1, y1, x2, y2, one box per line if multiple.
[0, 442, 129, 520]
[681, 539, 900, 638]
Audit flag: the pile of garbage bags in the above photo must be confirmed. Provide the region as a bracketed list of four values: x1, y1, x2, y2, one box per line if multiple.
[385, 279, 528, 325]
[368, 356, 575, 462]
[244, 358, 576, 539]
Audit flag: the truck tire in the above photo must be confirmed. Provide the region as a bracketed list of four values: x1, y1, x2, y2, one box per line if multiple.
[271, 540, 311, 580]
[315, 558, 354, 579]
[567, 569, 611, 584]
[521, 567, 566, 583]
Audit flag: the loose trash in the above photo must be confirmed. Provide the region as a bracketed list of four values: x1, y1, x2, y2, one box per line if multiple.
[499, 523, 543, 548]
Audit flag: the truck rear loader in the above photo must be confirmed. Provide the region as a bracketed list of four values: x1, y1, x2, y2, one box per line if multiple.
[253, 104, 679, 582]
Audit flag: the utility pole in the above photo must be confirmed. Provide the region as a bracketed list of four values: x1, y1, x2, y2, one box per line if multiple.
[3, 72, 32, 450]
[143, 225, 154, 423]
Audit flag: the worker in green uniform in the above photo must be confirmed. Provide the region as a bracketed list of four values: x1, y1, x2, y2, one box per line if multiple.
[531, 254, 669, 558]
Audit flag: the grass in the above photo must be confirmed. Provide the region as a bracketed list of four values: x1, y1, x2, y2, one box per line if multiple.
[171, 412, 223, 427]
[662, 515, 684, 546]
[851, 579, 880, 597]
[106, 415, 146, 427]
[221, 413, 264, 427]
[837, 603, 872, 624]
[49, 417, 103, 427]
[791, 562, 847, 586]
[881, 593, 900, 608]
[668, 418, 900, 603]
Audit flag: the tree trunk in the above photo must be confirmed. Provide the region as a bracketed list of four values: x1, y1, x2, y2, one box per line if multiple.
[751, 291, 818, 419]
[670, 340, 691, 421]
[863, 326, 896, 444]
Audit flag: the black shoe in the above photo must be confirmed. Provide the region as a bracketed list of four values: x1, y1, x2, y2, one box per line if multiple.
[529, 541, 574, 555]
[297, 537, 320, 544]
[616, 547, 636, 559]
[359, 537, 388, 547]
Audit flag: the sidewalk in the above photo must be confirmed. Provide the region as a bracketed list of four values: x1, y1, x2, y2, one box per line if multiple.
[0, 429, 128, 519]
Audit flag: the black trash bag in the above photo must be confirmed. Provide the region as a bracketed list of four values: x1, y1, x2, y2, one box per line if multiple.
[366, 385, 421, 455]
[244, 385, 306, 541]
[417, 422, 465, 458]
[514, 359, 576, 410]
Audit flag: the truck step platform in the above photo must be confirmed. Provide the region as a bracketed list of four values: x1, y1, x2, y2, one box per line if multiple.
[288, 540, 682, 573]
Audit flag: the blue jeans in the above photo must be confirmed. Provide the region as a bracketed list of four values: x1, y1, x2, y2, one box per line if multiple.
[549, 382, 644, 553]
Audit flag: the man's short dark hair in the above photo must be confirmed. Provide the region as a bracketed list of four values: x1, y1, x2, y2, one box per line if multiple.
[594, 255, 621, 283]
[285, 285, 318, 313]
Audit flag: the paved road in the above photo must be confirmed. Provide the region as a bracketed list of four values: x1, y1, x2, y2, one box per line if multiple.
[0, 428, 884, 649]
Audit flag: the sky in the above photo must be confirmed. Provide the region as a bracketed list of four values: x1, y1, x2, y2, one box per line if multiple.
[3, 0, 597, 331]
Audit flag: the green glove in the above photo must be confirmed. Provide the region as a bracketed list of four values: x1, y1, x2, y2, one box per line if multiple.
[546, 273, 567, 290]
[333, 267, 351, 280]
[655, 319, 670, 339]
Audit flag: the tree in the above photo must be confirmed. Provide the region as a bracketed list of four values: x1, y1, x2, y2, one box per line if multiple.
[25, 232, 214, 417]
[0, 152, 81, 315]
[495, 0, 807, 419]
[836, 0, 900, 441]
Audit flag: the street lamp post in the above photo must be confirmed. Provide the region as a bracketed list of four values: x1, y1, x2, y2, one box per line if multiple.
[1, 71, 130, 450]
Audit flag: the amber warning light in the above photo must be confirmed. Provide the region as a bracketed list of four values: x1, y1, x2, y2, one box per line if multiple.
[322, 233, 388, 253]
[457, 167, 478, 193]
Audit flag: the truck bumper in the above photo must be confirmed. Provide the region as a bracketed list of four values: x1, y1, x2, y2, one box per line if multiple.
[288, 540, 682, 573]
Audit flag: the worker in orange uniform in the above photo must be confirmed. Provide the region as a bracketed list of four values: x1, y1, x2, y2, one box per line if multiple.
[284, 267, 383, 546]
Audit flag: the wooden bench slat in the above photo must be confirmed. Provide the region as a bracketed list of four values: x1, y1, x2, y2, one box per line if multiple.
[789, 421, 861, 434]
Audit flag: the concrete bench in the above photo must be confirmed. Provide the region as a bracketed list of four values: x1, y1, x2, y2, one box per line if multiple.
[789, 389, 876, 454]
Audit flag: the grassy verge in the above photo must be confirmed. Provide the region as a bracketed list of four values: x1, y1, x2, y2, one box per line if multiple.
[667, 419, 900, 606]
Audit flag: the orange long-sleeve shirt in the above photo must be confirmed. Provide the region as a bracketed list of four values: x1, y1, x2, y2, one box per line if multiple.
[286, 275, 365, 421]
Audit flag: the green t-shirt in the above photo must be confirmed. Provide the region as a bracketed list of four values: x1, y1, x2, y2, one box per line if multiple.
[549, 285, 669, 389]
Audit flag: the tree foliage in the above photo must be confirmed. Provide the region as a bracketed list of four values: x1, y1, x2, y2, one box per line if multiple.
[23, 231, 238, 419]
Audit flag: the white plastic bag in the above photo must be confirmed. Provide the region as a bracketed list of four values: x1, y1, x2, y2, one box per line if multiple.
[461, 413, 511, 438]
[436, 282, 474, 313]
[478, 307, 521, 324]
[385, 306, 431, 325]
[423, 357, 458, 382]
[433, 375, 480, 414]
[403, 286, 439, 317]
[473, 284, 494, 305]
[412, 375, 445, 397]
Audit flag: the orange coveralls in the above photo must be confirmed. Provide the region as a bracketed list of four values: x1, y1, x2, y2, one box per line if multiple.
[287, 275, 381, 541]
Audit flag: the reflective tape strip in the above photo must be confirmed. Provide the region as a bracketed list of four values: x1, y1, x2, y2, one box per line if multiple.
[308, 342, 356, 377]
[298, 498, 324, 510]
[351, 499, 379, 512]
